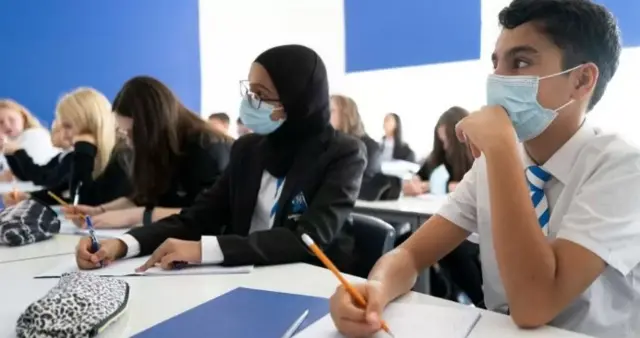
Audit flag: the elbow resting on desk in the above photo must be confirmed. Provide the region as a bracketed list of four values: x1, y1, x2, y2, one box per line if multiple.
[509, 306, 554, 329]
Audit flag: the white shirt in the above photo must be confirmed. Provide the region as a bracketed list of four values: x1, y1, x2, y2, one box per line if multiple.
[120, 171, 285, 264]
[17, 128, 60, 164]
[380, 137, 394, 162]
[437, 124, 640, 338]
[0, 128, 60, 171]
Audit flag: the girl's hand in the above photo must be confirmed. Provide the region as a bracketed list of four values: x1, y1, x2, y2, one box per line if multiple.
[2, 191, 29, 207]
[90, 209, 142, 228]
[62, 205, 104, 228]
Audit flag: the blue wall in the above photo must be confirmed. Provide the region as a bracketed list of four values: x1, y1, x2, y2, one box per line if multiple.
[344, 0, 481, 73]
[0, 0, 201, 125]
[344, 0, 639, 73]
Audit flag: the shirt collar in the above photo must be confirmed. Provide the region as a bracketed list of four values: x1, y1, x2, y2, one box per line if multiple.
[522, 123, 597, 184]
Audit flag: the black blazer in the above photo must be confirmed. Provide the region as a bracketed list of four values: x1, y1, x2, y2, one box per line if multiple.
[136, 135, 232, 208]
[6, 150, 71, 187]
[125, 128, 366, 272]
[360, 134, 381, 179]
[393, 142, 416, 163]
[31, 142, 132, 206]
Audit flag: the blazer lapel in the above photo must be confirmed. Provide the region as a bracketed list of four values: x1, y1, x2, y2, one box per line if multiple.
[234, 140, 266, 235]
[272, 131, 330, 227]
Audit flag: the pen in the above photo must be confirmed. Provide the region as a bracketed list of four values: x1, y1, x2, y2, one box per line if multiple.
[172, 261, 189, 269]
[280, 309, 309, 338]
[85, 215, 103, 267]
[301, 234, 394, 337]
[72, 182, 82, 206]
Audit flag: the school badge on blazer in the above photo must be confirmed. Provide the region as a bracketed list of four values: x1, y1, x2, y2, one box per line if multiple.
[287, 191, 308, 221]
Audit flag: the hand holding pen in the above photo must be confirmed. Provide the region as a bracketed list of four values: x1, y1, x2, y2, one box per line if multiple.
[301, 234, 395, 337]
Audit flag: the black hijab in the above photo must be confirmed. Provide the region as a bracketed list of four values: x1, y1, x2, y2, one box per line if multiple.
[254, 44, 331, 177]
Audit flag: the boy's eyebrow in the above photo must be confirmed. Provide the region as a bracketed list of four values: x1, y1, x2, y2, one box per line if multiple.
[491, 45, 540, 61]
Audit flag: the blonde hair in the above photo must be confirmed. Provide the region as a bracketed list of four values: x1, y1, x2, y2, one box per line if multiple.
[56, 87, 116, 178]
[331, 94, 365, 137]
[0, 99, 43, 130]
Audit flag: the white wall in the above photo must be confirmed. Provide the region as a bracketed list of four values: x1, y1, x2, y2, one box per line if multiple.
[199, 0, 640, 156]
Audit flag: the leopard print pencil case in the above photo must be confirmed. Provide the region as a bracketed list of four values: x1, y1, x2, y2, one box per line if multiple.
[15, 272, 130, 338]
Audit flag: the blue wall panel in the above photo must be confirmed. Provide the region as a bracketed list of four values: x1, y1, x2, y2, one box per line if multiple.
[0, 0, 201, 125]
[344, 0, 481, 73]
[597, 0, 640, 47]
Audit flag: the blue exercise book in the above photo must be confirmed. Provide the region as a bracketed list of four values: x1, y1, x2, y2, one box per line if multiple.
[133, 287, 329, 337]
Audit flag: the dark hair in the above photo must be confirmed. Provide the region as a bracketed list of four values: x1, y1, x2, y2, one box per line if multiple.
[113, 76, 232, 204]
[426, 107, 473, 181]
[498, 0, 621, 111]
[384, 113, 404, 145]
[209, 112, 230, 124]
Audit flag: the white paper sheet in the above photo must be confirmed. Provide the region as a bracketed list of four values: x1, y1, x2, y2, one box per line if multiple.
[58, 220, 130, 238]
[380, 160, 421, 179]
[295, 302, 481, 338]
[35, 255, 254, 278]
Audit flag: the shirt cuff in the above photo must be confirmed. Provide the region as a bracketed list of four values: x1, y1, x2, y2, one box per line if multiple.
[200, 235, 224, 264]
[118, 234, 141, 258]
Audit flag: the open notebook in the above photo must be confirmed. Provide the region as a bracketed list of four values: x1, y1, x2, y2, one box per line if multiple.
[295, 302, 481, 338]
[35, 255, 253, 278]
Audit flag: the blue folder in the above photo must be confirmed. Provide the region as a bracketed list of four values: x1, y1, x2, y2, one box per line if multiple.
[132, 287, 329, 337]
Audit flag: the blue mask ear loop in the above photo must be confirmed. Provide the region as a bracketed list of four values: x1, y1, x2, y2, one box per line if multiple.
[536, 64, 584, 112]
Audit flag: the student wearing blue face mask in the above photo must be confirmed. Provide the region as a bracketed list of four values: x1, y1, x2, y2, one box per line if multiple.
[329, 1, 640, 337]
[74, 45, 367, 274]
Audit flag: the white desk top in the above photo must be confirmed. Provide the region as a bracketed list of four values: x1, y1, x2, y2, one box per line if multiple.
[0, 258, 591, 338]
[356, 194, 449, 216]
[0, 234, 77, 264]
[0, 182, 42, 194]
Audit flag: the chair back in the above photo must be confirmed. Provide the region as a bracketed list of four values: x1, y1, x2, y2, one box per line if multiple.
[350, 213, 396, 277]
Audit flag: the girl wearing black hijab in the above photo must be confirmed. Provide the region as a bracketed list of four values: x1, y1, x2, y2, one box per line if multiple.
[74, 45, 367, 273]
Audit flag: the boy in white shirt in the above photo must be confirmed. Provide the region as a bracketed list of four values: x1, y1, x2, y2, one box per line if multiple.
[329, 1, 640, 337]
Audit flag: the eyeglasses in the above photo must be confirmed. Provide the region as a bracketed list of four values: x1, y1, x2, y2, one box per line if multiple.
[239, 80, 280, 109]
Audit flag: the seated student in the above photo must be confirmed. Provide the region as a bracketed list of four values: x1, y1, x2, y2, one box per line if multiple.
[3, 87, 129, 206]
[66, 76, 233, 228]
[403, 106, 473, 195]
[208, 112, 231, 135]
[74, 44, 366, 273]
[330, 95, 382, 199]
[236, 117, 252, 136]
[380, 113, 415, 163]
[5, 119, 74, 187]
[330, 1, 639, 337]
[0, 99, 60, 181]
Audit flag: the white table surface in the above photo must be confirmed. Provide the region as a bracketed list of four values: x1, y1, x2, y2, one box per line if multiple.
[356, 194, 449, 216]
[0, 182, 42, 194]
[0, 257, 591, 338]
[0, 234, 78, 264]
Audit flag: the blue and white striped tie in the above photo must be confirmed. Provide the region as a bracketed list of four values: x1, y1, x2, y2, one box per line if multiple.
[525, 166, 552, 235]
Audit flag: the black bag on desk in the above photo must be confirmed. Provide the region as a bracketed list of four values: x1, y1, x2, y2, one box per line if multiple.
[0, 199, 60, 246]
[16, 272, 130, 338]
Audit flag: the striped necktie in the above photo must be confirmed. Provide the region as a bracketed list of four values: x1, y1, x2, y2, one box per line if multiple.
[525, 166, 552, 235]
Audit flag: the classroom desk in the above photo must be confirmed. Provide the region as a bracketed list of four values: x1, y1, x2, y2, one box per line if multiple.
[0, 258, 592, 338]
[0, 182, 42, 194]
[355, 194, 448, 231]
[0, 234, 77, 264]
[355, 195, 448, 295]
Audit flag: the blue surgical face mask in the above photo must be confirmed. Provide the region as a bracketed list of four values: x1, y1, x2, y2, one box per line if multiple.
[486, 65, 581, 142]
[239, 97, 285, 135]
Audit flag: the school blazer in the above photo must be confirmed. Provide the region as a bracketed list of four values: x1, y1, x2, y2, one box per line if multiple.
[393, 143, 416, 163]
[31, 142, 132, 206]
[125, 128, 367, 272]
[6, 150, 71, 187]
